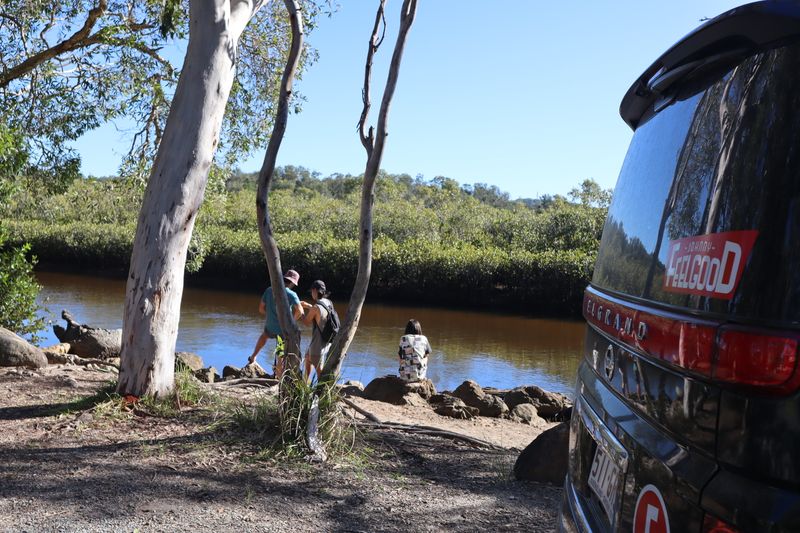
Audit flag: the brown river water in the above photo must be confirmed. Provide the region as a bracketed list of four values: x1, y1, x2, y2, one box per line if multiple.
[34, 271, 585, 394]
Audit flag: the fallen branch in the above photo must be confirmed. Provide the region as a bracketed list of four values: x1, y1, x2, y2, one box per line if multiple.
[341, 398, 509, 451]
[342, 397, 381, 422]
[209, 378, 279, 388]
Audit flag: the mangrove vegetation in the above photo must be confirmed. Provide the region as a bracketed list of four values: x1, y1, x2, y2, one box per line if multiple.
[1, 167, 609, 317]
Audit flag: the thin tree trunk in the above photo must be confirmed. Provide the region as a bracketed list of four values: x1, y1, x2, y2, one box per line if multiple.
[255, 0, 305, 370]
[118, 0, 265, 397]
[321, 0, 418, 381]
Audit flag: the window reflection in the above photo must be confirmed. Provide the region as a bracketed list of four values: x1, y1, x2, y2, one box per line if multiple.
[593, 43, 800, 323]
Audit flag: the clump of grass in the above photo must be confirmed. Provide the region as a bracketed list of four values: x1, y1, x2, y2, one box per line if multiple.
[277, 373, 355, 460]
[226, 394, 279, 435]
[138, 367, 221, 417]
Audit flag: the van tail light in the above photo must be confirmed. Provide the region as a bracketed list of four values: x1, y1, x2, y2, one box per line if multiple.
[584, 291, 800, 393]
[702, 514, 739, 533]
[714, 328, 799, 392]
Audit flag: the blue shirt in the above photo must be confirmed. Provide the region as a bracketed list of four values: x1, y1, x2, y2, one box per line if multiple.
[262, 286, 300, 336]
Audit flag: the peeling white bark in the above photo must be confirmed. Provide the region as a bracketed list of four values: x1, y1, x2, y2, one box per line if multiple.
[118, 0, 266, 397]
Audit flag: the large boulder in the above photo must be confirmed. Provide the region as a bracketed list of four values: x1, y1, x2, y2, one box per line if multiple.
[363, 375, 437, 405]
[504, 385, 572, 420]
[175, 352, 205, 373]
[53, 310, 121, 359]
[429, 394, 479, 420]
[511, 403, 541, 425]
[513, 422, 570, 484]
[453, 380, 509, 417]
[0, 327, 48, 369]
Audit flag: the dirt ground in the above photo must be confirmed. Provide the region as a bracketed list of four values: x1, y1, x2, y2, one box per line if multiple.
[0, 365, 563, 532]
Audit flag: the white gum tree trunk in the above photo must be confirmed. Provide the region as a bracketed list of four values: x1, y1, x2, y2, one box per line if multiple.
[118, 0, 265, 397]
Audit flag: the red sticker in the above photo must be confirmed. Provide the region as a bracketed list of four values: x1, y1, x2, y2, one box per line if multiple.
[633, 484, 670, 533]
[664, 230, 758, 300]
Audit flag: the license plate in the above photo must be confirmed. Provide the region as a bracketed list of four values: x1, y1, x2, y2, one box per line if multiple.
[588, 445, 622, 522]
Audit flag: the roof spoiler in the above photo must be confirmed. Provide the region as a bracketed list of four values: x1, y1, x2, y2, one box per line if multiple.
[620, 1, 800, 130]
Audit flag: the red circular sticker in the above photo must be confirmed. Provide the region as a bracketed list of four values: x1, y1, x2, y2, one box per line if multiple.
[633, 484, 671, 533]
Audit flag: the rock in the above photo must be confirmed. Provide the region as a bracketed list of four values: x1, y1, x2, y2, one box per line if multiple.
[44, 351, 70, 365]
[431, 395, 479, 420]
[43, 343, 71, 354]
[453, 380, 508, 417]
[0, 327, 48, 369]
[511, 403, 540, 425]
[194, 367, 220, 383]
[53, 310, 121, 359]
[363, 375, 437, 405]
[513, 422, 570, 484]
[504, 385, 572, 420]
[453, 380, 484, 405]
[404, 378, 436, 400]
[56, 375, 80, 388]
[175, 352, 205, 373]
[401, 392, 429, 407]
[339, 380, 365, 397]
[241, 362, 268, 379]
[504, 388, 533, 410]
[222, 365, 241, 379]
[480, 394, 509, 417]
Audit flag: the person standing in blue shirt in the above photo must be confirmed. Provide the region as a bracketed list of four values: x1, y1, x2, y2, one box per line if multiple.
[247, 269, 304, 375]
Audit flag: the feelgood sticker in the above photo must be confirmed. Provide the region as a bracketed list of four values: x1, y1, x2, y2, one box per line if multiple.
[664, 230, 758, 300]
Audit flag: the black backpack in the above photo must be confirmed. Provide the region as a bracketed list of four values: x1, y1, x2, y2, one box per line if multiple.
[315, 299, 340, 344]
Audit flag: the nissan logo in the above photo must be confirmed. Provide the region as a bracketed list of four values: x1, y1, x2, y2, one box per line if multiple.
[604, 344, 616, 381]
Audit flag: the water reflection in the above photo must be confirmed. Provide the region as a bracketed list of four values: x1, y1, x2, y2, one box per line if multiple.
[35, 271, 584, 393]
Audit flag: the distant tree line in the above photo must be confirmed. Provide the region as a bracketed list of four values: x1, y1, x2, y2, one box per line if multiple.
[1, 166, 612, 329]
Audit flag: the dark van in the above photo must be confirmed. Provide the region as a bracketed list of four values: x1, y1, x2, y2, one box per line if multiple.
[560, 3, 800, 532]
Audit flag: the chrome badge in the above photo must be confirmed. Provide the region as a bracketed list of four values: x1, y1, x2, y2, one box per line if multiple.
[604, 344, 616, 381]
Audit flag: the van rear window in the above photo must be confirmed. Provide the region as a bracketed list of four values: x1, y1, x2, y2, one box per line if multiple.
[593, 43, 800, 324]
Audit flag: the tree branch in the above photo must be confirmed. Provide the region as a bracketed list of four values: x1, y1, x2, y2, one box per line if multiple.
[358, 0, 386, 153]
[255, 0, 306, 363]
[322, 0, 418, 381]
[0, 0, 109, 89]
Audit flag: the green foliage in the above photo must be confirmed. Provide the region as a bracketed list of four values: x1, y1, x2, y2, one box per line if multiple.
[0, 125, 44, 340]
[0, 232, 44, 340]
[1, 1, 328, 182]
[278, 375, 350, 458]
[1, 171, 609, 315]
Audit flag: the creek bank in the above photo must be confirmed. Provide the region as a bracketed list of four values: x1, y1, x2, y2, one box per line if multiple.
[2, 322, 574, 486]
[0, 364, 562, 532]
[353, 375, 573, 484]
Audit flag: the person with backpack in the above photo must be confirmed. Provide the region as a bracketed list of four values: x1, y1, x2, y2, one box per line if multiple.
[398, 319, 431, 382]
[299, 279, 340, 382]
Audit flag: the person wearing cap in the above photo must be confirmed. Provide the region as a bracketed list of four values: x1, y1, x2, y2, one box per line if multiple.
[299, 280, 333, 382]
[247, 269, 304, 374]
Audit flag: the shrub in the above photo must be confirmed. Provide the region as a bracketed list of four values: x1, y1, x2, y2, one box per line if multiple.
[0, 228, 44, 340]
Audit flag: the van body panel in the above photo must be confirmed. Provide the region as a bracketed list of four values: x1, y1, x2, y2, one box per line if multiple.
[561, 3, 800, 531]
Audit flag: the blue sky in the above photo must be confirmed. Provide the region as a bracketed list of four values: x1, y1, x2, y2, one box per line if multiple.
[72, 0, 744, 200]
